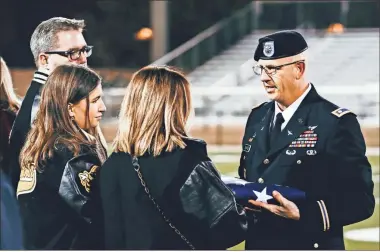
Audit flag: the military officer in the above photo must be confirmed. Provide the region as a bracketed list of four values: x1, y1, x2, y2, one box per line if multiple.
[239, 30, 375, 250]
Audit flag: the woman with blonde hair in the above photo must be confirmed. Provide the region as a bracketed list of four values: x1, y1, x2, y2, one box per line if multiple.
[100, 65, 247, 250]
[0, 57, 21, 173]
[17, 64, 107, 249]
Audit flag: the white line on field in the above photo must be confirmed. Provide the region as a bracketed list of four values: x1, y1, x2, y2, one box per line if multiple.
[208, 146, 380, 155]
[211, 155, 239, 163]
[344, 227, 380, 243]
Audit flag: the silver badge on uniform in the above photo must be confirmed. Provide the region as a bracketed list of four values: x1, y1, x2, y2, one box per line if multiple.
[306, 150, 317, 156]
[263, 41, 275, 57]
[286, 150, 296, 155]
[308, 125, 318, 130]
[244, 144, 251, 152]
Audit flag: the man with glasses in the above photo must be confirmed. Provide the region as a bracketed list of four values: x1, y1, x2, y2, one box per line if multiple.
[239, 30, 374, 249]
[8, 17, 93, 190]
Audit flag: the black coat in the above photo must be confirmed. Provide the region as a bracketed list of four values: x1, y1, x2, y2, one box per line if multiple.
[17, 145, 104, 250]
[239, 85, 375, 250]
[0, 170, 24, 249]
[0, 101, 17, 174]
[9, 73, 47, 190]
[100, 138, 248, 250]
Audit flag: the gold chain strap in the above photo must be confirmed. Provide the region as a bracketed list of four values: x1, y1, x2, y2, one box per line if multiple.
[131, 157, 195, 250]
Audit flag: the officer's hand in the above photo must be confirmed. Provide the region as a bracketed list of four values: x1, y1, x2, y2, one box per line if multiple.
[248, 190, 300, 220]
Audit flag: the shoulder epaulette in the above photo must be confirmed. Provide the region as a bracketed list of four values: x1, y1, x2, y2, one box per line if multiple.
[251, 102, 267, 111]
[331, 108, 353, 118]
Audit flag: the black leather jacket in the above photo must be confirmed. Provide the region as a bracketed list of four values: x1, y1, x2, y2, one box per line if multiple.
[178, 158, 248, 249]
[176, 140, 248, 249]
[17, 145, 104, 250]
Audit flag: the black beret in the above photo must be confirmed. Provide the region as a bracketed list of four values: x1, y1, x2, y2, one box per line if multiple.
[253, 30, 308, 61]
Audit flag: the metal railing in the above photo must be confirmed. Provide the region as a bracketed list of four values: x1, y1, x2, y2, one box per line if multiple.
[152, 2, 259, 72]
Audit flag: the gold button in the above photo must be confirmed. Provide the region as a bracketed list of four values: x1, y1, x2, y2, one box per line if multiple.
[258, 178, 264, 183]
[263, 158, 270, 164]
[297, 160, 302, 164]
[314, 243, 319, 249]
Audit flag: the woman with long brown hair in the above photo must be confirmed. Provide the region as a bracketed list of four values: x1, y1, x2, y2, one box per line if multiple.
[0, 57, 21, 173]
[100, 65, 247, 250]
[17, 64, 107, 249]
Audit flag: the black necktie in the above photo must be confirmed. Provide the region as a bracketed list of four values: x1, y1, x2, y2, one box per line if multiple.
[270, 113, 285, 147]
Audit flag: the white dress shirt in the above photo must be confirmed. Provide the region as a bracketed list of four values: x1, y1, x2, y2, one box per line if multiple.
[273, 83, 312, 131]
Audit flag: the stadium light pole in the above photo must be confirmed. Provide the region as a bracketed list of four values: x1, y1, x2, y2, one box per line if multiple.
[150, 0, 169, 62]
[253, 1, 262, 31]
[340, 0, 350, 27]
[296, 1, 304, 28]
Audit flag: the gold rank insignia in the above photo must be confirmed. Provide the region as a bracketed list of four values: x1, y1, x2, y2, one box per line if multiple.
[331, 108, 353, 118]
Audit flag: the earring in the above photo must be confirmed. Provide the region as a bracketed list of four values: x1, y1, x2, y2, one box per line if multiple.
[70, 116, 80, 131]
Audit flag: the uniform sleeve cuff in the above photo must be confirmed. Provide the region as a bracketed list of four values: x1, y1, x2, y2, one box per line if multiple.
[298, 199, 330, 232]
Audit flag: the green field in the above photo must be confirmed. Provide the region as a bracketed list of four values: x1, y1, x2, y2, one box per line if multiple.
[212, 155, 380, 250]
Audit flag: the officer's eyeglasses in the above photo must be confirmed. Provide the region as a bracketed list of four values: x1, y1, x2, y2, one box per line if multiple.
[45, 45, 93, 61]
[253, 60, 305, 76]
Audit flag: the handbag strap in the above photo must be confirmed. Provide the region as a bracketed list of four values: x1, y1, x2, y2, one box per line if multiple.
[131, 156, 195, 250]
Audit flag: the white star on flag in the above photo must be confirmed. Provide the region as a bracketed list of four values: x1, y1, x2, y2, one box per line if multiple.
[252, 187, 273, 203]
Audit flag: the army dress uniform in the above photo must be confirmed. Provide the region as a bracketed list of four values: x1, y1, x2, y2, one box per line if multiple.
[238, 31, 375, 250]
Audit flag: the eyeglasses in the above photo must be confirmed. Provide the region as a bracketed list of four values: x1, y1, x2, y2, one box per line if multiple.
[253, 60, 305, 76]
[45, 45, 93, 61]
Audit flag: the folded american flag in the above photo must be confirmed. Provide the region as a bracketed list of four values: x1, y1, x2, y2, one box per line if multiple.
[221, 175, 306, 206]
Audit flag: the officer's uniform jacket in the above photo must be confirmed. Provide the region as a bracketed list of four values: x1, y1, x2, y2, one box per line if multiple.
[239, 84, 375, 250]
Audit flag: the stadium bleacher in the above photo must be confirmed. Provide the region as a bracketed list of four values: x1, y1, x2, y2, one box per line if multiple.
[186, 29, 379, 126]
